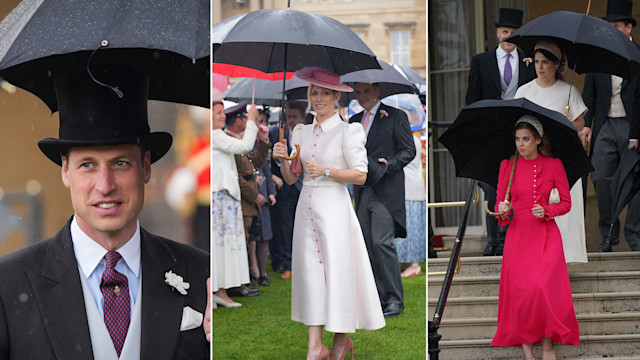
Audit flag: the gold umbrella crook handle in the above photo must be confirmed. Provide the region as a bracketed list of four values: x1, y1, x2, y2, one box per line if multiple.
[483, 153, 518, 216]
[279, 128, 300, 160]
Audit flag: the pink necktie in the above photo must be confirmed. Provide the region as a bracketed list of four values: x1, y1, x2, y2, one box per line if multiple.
[101, 251, 130, 356]
[362, 111, 372, 133]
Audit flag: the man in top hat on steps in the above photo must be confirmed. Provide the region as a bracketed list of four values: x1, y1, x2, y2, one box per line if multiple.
[465, 7, 537, 256]
[582, 0, 640, 253]
[0, 62, 211, 360]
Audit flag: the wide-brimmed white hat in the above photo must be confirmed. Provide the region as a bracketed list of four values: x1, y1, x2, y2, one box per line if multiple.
[295, 67, 353, 92]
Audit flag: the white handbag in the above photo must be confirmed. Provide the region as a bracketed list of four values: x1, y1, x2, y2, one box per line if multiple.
[549, 188, 560, 205]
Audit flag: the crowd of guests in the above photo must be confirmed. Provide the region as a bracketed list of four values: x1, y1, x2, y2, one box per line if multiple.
[211, 66, 426, 358]
[464, 1, 640, 358]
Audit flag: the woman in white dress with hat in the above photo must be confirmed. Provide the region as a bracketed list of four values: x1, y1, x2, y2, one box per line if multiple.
[273, 67, 385, 360]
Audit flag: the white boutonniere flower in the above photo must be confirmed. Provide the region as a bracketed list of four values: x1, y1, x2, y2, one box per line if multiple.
[379, 110, 389, 119]
[165, 270, 190, 295]
[523, 57, 533, 67]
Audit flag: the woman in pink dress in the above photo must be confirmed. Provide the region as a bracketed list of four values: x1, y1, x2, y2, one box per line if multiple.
[492, 115, 580, 359]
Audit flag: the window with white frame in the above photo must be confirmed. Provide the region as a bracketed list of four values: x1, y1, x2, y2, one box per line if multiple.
[391, 30, 410, 66]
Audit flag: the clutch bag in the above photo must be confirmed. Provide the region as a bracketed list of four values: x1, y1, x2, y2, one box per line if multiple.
[290, 156, 303, 175]
[549, 188, 560, 205]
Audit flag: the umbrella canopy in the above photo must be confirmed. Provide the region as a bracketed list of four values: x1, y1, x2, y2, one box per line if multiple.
[213, 6, 380, 160]
[212, 8, 380, 76]
[609, 149, 640, 235]
[505, 11, 640, 78]
[340, 59, 418, 101]
[222, 75, 310, 106]
[437, 98, 593, 188]
[391, 64, 426, 95]
[0, 0, 210, 109]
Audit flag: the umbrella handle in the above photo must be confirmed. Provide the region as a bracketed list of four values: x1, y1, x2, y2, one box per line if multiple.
[279, 128, 300, 160]
[483, 153, 518, 216]
[484, 200, 507, 217]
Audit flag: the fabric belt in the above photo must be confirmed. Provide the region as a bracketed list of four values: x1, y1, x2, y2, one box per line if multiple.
[302, 180, 344, 188]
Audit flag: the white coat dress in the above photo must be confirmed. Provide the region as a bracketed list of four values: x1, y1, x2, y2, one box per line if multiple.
[290, 113, 385, 333]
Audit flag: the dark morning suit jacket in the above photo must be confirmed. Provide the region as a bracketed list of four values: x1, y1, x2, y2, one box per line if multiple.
[350, 103, 416, 238]
[465, 48, 537, 105]
[582, 42, 640, 157]
[0, 217, 210, 360]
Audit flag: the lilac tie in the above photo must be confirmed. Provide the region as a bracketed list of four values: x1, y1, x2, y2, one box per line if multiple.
[101, 251, 130, 356]
[504, 53, 513, 86]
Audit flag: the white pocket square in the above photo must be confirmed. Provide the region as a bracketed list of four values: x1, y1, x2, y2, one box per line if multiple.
[180, 306, 203, 331]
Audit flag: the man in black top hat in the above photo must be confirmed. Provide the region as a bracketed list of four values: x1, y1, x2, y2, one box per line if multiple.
[465, 7, 537, 256]
[582, 0, 640, 252]
[0, 63, 211, 359]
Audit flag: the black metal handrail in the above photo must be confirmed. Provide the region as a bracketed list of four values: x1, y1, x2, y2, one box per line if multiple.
[428, 179, 477, 359]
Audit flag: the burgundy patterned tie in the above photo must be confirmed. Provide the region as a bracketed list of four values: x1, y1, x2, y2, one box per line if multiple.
[101, 251, 130, 356]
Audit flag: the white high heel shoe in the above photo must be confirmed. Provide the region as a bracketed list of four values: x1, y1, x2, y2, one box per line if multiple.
[212, 294, 242, 308]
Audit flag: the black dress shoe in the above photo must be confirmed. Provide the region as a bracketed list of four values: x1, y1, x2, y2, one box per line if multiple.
[258, 276, 270, 286]
[227, 287, 260, 297]
[383, 303, 403, 318]
[247, 281, 259, 288]
[480, 244, 497, 256]
[598, 239, 613, 252]
[250, 271, 259, 281]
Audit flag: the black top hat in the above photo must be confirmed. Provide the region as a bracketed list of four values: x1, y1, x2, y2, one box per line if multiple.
[38, 61, 172, 166]
[604, 0, 637, 27]
[495, 8, 524, 28]
[225, 102, 248, 121]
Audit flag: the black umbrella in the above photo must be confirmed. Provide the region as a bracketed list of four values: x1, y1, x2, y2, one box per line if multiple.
[505, 11, 640, 79]
[340, 59, 418, 101]
[391, 64, 426, 95]
[0, 0, 210, 109]
[211, 9, 379, 76]
[212, 5, 380, 159]
[608, 149, 640, 238]
[222, 76, 310, 106]
[437, 98, 593, 189]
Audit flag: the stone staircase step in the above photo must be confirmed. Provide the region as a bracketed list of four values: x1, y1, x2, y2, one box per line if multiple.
[436, 312, 640, 340]
[436, 334, 640, 360]
[429, 271, 640, 298]
[427, 252, 640, 276]
[434, 235, 485, 259]
[428, 291, 640, 318]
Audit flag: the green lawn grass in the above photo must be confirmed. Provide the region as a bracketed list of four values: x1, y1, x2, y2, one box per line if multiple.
[213, 262, 426, 359]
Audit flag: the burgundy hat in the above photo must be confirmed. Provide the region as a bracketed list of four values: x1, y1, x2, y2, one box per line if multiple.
[295, 67, 353, 92]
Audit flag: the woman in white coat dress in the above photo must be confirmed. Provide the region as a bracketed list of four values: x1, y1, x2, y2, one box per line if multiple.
[273, 67, 385, 360]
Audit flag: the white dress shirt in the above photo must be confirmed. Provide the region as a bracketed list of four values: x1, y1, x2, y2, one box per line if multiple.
[362, 100, 382, 137]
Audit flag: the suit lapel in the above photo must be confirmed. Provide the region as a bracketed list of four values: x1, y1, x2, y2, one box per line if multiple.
[140, 230, 186, 360]
[31, 220, 94, 359]
[489, 52, 501, 93]
[604, 73, 613, 96]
